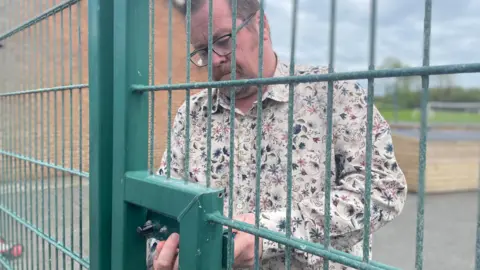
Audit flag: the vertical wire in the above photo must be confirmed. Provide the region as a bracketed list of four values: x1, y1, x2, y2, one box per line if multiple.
[0, 89, 6, 264]
[285, 0, 299, 268]
[53, 1, 59, 267]
[18, 4, 25, 269]
[69, 3, 75, 267]
[227, 0, 238, 268]
[0, 9, 3, 259]
[46, 3, 52, 267]
[61, 5, 67, 268]
[40, 6, 47, 267]
[363, 0, 378, 262]
[28, 22, 35, 270]
[0, 6, 4, 265]
[0, 94, 3, 264]
[16, 66, 23, 270]
[77, 1, 84, 266]
[38, 3, 46, 266]
[21, 13, 27, 270]
[12, 6, 20, 266]
[323, 0, 336, 269]
[184, 0, 192, 182]
[148, 0, 155, 175]
[166, 0, 173, 179]
[205, 0, 213, 189]
[254, 0, 265, 269]
[15, 93, 20, 270]
[7, 94, 12, 269]
[416, 0, 432, 269]
[34, 4, 40, 265]
[0, 79, 3, 265]
[8, 94, 13, 270]
[0, 93, 4, 264]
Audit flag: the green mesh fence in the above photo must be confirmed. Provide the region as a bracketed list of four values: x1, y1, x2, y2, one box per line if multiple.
[0, 0, 89, 269]
[1, 0, 480, 270]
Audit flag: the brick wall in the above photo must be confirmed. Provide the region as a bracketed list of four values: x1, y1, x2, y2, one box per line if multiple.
[0, 0, 208, 179]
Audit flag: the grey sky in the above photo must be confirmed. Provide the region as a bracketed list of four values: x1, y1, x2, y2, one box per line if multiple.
[264, 0, 480, 95]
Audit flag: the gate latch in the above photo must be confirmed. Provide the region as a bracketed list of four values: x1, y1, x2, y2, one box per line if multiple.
[136, 220, 169, 240]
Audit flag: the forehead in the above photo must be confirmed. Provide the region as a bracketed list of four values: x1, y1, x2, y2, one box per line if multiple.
[190, 0, 236, 45]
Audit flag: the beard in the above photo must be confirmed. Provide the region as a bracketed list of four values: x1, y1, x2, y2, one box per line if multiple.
[218, 84, 257, 99]
[214, 65, 256, 99]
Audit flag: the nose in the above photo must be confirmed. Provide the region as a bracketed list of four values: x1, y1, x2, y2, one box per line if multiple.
[212, 52, 227, 67]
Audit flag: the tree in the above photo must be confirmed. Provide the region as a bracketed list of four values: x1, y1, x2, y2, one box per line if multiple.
[378, 57, 420, 93]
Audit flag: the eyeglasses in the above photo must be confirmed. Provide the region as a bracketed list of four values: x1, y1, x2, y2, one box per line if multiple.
[190, 13, 256, 67]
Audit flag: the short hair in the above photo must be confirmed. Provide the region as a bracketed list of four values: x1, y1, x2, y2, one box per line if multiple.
[172, 0, 260, 23]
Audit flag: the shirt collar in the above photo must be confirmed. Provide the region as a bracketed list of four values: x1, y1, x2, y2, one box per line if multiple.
[210, 52, 290, 113]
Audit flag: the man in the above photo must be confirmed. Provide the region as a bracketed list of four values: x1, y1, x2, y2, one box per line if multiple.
[150, 0, 407, 269]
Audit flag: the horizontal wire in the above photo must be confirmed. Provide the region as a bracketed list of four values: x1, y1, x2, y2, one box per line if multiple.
[207, 213, 400, 270]
[0, 256, 13, 270]
[132, 63, 480, 92]
[0, 84, 88, 97]
[0, 0, 82, 42]
[0, 205, 90, 268]
[0, 150, 89, 178]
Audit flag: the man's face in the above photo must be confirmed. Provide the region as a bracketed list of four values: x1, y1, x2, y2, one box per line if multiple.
[190, 0, 260, 98]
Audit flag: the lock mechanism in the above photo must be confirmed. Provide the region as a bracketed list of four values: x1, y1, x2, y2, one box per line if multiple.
[137, 216, 236, 269]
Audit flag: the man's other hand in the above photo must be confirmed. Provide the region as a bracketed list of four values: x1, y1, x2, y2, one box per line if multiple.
[232, 213, 264, 268]
[153, 233, 180, 270]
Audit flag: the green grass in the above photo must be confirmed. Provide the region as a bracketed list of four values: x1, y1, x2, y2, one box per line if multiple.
[378, 108, 480, 124]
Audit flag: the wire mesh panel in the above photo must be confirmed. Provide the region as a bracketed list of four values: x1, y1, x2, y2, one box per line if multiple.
[120, 0, 480, 269]
[0, 0, 89, 269]
[2, 0, 479, 269]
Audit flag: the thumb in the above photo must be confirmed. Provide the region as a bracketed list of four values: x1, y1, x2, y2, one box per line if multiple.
[232, 233, 248, 259]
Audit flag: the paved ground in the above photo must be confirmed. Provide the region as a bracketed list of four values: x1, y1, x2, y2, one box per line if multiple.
[372, 191, 478, 270]
[0, 178, 478, 270]
[0, 176, 89, 270]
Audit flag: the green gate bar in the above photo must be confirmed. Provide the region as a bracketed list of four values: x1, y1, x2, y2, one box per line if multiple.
[110, 0, 225, 269]
[88, 0, 114, 268]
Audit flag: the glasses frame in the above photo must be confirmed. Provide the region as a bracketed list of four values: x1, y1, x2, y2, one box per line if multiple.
[189, 12, 257, 67]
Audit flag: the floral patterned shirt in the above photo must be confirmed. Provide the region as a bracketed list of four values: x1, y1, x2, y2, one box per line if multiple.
[151, 60, 407, 269]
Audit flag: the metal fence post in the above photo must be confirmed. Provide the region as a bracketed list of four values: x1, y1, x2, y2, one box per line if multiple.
[111, 0, 150, 268]
[88, 0, 114, 269]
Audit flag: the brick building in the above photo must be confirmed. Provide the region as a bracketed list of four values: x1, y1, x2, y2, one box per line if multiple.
[0, 0, 207, 178]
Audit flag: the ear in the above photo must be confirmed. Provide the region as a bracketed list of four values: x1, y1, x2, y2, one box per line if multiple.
[255, 12, 271, 42]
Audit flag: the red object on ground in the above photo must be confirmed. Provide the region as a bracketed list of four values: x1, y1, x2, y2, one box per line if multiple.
[0, 237, 24, 260]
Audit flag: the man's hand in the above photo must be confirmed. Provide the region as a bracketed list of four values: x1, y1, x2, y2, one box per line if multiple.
[232, 213, 264, 268]
[153, 233, 180, 270]
[152, 214, 262, 269]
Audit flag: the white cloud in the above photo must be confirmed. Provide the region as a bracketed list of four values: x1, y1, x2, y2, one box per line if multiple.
[265, 0, 480, 93]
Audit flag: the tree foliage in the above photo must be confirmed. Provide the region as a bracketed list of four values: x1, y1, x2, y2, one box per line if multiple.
[375, 57, 480, 109]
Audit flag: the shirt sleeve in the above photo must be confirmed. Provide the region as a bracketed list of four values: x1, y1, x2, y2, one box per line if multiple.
[258, 79, 408, 265]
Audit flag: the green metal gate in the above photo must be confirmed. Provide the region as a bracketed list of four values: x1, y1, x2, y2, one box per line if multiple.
[1, 0, 480, 269]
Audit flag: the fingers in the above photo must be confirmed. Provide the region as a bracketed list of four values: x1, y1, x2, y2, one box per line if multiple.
[153, 233, 180, 270]
[154, 241, 166, 261]
[173, 255, 179, 270]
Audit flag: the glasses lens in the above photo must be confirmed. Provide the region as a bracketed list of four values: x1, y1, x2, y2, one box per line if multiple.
[191, 52, 207, 67]
[213, 36, 232, 56]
